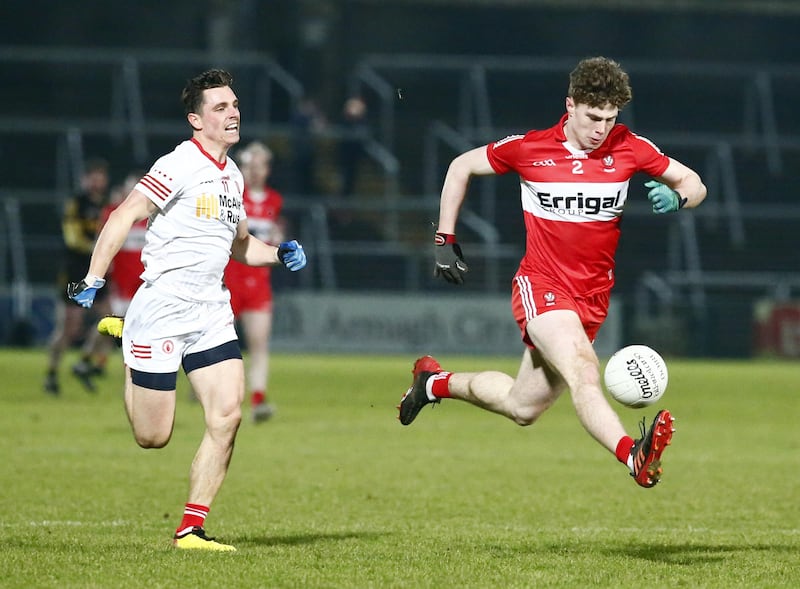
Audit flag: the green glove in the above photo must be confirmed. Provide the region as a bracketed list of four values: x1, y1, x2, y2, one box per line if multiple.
[645, 180, 687, 214]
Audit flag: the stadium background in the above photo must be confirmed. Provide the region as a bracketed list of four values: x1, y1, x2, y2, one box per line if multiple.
[1, 0, 799, 358]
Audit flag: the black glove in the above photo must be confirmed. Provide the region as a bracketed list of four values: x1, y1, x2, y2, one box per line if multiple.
[433, 232, 468, 285]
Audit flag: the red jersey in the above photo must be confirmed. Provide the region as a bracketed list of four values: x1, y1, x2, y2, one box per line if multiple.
[487, 114, 670, 297]
[101, 203, 146, 301]
[224, 185, 284, 315]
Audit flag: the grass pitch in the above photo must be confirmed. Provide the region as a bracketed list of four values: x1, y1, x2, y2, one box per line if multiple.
[0, 349, 798, 588]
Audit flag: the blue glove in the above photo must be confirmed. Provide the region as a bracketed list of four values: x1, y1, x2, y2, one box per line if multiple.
[645, 180, 687, 214]
[277, 240, 307, 271]
[66, 275, 106, 308]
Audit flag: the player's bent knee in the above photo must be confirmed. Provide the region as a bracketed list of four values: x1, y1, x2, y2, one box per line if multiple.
[207, 406, 243, 437]
[510, 404, 544, 426]
[135, 436, 170, 449]
[511, 412, 538, 427]
[133, 428, 172, 449]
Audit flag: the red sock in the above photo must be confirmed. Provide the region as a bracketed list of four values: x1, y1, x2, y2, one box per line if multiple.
[430, 372, 452, 398]
[615, 436, 635, 464]
[175, 503, 209, 537]
[251, 391, 265, 406]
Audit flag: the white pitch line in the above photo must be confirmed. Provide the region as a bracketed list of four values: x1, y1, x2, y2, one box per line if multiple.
[0, 520, 130, 528]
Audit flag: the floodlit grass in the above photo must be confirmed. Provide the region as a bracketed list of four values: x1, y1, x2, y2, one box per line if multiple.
[0, 348, 798, 588]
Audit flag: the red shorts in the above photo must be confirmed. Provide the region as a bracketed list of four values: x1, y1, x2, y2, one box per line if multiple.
[225, 263, 273, 316]
[228, 275, 273, 316]
[511, 274, 610, 348]
[110, 252, 144, 301]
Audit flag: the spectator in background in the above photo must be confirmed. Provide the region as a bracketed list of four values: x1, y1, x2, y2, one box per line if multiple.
[289, 96, 326, 195]
[338, 95, 369, 197]
[44, 157, 113, 394]
[224, 141, 286, 423]
[329, 95, 383, 241]
[101, 171, 146, 316]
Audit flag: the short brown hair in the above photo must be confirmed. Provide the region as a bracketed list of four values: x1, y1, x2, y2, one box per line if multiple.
[568, 57, 632, 109]
[181, 69, 234, 116]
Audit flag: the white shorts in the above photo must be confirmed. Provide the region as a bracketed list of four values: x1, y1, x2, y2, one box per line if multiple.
[122, 283, 238, 374]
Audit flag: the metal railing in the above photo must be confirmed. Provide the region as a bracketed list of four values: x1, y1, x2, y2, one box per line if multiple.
[0, 46, 305, 192]
[283, 196, 519, 293]
[3, 188, 799, 355]
[0, 46, 406, 226]
[3, 198, 33, 321]
[634, 202, 800, 332]
[4, 49, 800, 351]
[352, 53, 800, 258]
[352, 54, 800, 159]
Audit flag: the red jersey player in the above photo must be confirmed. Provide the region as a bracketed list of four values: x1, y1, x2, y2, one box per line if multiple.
[399, 56, 707, 489]
[223, 141, 285, 423]
[101, 172, 147, 316]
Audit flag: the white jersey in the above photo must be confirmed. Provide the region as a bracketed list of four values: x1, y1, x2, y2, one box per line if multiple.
[135, 139, 246, 302]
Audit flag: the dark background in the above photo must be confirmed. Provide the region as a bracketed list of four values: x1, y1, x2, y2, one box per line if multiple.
[5, 1, 800, 114]
[2, 0, 799, 356]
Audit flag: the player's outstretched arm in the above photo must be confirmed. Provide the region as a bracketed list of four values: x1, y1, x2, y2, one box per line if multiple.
[432, 146, 495, 284]
[89, 189, 154, 278]
[68, 189, 154, 308]
[231, 220, 306, 271]
[437, 146, 495, 234]
[648, 158, 707, 212]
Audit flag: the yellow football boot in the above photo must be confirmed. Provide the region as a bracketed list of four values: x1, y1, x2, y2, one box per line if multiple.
[172, 527, 236, 552]
[97, 316, 124, 339]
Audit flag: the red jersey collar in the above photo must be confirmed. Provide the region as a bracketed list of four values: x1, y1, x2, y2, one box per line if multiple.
[190, 138, 228, 171]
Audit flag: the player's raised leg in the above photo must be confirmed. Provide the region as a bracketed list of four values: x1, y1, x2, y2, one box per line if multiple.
[400, 308, 676, 487]
[525, 310, 628, 451]
[398, 350, 565, 426]
[528, 310, 676, 487]
[123, 366, 177, 449]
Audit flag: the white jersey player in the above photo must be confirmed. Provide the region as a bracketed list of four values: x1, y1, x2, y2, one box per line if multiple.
[120, 139, 248, 375]
[399, 56, 707, 490]
[136, 138, 246, 302]
[66, 69, 307, 551]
